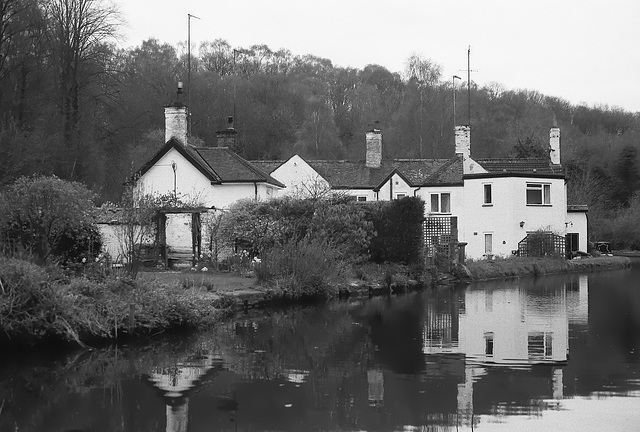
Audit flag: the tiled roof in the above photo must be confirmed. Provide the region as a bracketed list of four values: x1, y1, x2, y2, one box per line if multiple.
[194, 147, 285, 187]
[309, 158, 462, 189]
[475, 158, 563, 175]
[250, 160, 285, 174]
[135, 140, 284, 188]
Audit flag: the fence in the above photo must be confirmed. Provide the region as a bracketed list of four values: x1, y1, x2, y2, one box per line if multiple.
[424, 216, 460, 265]
[518, 232, 565, 258]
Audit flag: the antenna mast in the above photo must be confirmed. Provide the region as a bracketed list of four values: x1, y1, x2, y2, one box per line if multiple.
[187, 13, 200, 137]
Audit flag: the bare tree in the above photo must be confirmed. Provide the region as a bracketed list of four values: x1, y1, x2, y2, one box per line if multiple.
[41, 0, 121, 172]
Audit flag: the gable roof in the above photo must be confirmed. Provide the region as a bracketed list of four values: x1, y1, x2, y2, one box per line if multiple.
[251, 157, 463, 190]
[134, 139, 284, 188]
[309, 158, 463, 189]
[135, 138, 222, 183]
[194, 147, 284, 187]
[474, 158, 563, 176]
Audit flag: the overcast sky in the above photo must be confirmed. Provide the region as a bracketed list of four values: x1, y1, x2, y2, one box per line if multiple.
[117, 0, 640, 113]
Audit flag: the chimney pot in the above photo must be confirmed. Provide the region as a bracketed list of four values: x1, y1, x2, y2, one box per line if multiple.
[217, 115, 238, 149]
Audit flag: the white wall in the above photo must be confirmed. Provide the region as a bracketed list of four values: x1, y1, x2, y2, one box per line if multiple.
[416, 185, 464, 219]
[270, 155, 329, 197]
[566, 211, 588, 252]
[462, 176, 567, 260]
[459, 285, 568, 363]
[377, 173, 415, 201]
[97, 224, 122, 260]
[138, 147, 279, 209]
[138, 147, 216, 206]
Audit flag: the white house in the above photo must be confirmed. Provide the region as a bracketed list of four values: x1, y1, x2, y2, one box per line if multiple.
[135, 104, 284, 209]
[108, 91, 285, 267]
[254, 126, 587, 261]
[127, 88, 587, 263]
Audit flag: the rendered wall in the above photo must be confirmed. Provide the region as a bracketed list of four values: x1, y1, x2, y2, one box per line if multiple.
[270, 155, 329, 197]
[462, 176, 567, 260]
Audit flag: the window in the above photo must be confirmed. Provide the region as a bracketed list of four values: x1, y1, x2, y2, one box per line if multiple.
[357, 196, 367, 202]
[483, 184, 492, 205]
[484, 332, 494, 356]
[395, 193, 407, 200]
[526, 183, 551, 205]
[528, 332, 553, 359]
[430, 193, 451, 213]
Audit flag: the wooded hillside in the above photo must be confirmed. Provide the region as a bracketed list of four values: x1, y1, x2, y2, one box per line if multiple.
[1, 0, 640, 246]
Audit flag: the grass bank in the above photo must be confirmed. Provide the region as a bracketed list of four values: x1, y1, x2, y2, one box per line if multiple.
[0, 258, 430, 348]
[0, 258, 235, 348]
[463, 256, 632, 281]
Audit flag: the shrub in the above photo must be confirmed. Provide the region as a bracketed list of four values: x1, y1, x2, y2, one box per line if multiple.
[255, 237, 345, 298]
[366, 197, 425, 266]
[0, 175, 99, 264]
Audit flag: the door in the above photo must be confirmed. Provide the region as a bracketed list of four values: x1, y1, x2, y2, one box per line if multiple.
[484, 233, 493, 255]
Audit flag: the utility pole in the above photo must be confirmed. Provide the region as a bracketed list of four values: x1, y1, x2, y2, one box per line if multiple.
[467, 46, 471, 128]
[233, 49, 240, 125]
[187, 13, 200, 137]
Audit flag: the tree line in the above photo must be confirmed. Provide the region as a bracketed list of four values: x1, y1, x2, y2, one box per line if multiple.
[1, 0, 640, 246]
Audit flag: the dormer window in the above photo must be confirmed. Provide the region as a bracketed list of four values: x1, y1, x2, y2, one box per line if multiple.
[430, 193, 451, 213]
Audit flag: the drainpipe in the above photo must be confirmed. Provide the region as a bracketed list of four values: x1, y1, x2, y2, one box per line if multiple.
[254, 182, 258, 200]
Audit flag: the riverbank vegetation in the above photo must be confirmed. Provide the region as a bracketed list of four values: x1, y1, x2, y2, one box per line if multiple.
[0, 257, 234, 347]
[464, 255, 631, 281]
[222, 195, 427, 297]
[0, 189, 429, 346]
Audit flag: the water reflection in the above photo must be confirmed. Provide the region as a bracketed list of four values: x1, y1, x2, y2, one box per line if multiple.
[2, 267, 640, 431]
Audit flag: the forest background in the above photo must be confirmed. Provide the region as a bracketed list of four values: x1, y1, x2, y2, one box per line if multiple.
[1, 0, 639, 248]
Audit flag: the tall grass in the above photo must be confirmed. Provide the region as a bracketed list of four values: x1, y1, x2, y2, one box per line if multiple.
[0, 258, 230, 346]
[254, 238, 346, 298]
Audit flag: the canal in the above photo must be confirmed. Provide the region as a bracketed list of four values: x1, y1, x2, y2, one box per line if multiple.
[1, 262, 640, 431]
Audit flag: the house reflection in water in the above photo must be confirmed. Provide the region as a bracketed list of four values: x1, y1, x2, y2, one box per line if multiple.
[419, 277, 589, 426]
[144, 349, 224, 432]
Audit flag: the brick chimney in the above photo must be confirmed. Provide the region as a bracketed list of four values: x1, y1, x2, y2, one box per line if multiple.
[164, 82, 188, 146]
[549, 127, 560, 165]
[365, 127, 382, 169]
[455, 125, 471, 160]
[216, 116, 237, 149]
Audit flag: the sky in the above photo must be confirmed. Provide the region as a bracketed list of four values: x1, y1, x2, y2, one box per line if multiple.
[116, 0, 640, 113]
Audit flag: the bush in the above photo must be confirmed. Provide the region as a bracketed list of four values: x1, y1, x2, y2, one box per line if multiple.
[255, 238, 345, 298]
[0, 175, 100, 264]
[366, 197, 425, 266]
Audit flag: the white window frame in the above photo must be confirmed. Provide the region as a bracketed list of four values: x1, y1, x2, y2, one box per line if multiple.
[526, 183, 551, 206]
[395, 193, 407, 200]
[483, 183, 492, 205]
[357, 196, 367, 202]
[430, 192, 451, 214]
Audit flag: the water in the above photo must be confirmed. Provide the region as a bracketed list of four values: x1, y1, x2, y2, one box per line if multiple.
[2, 263, 640, 431]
